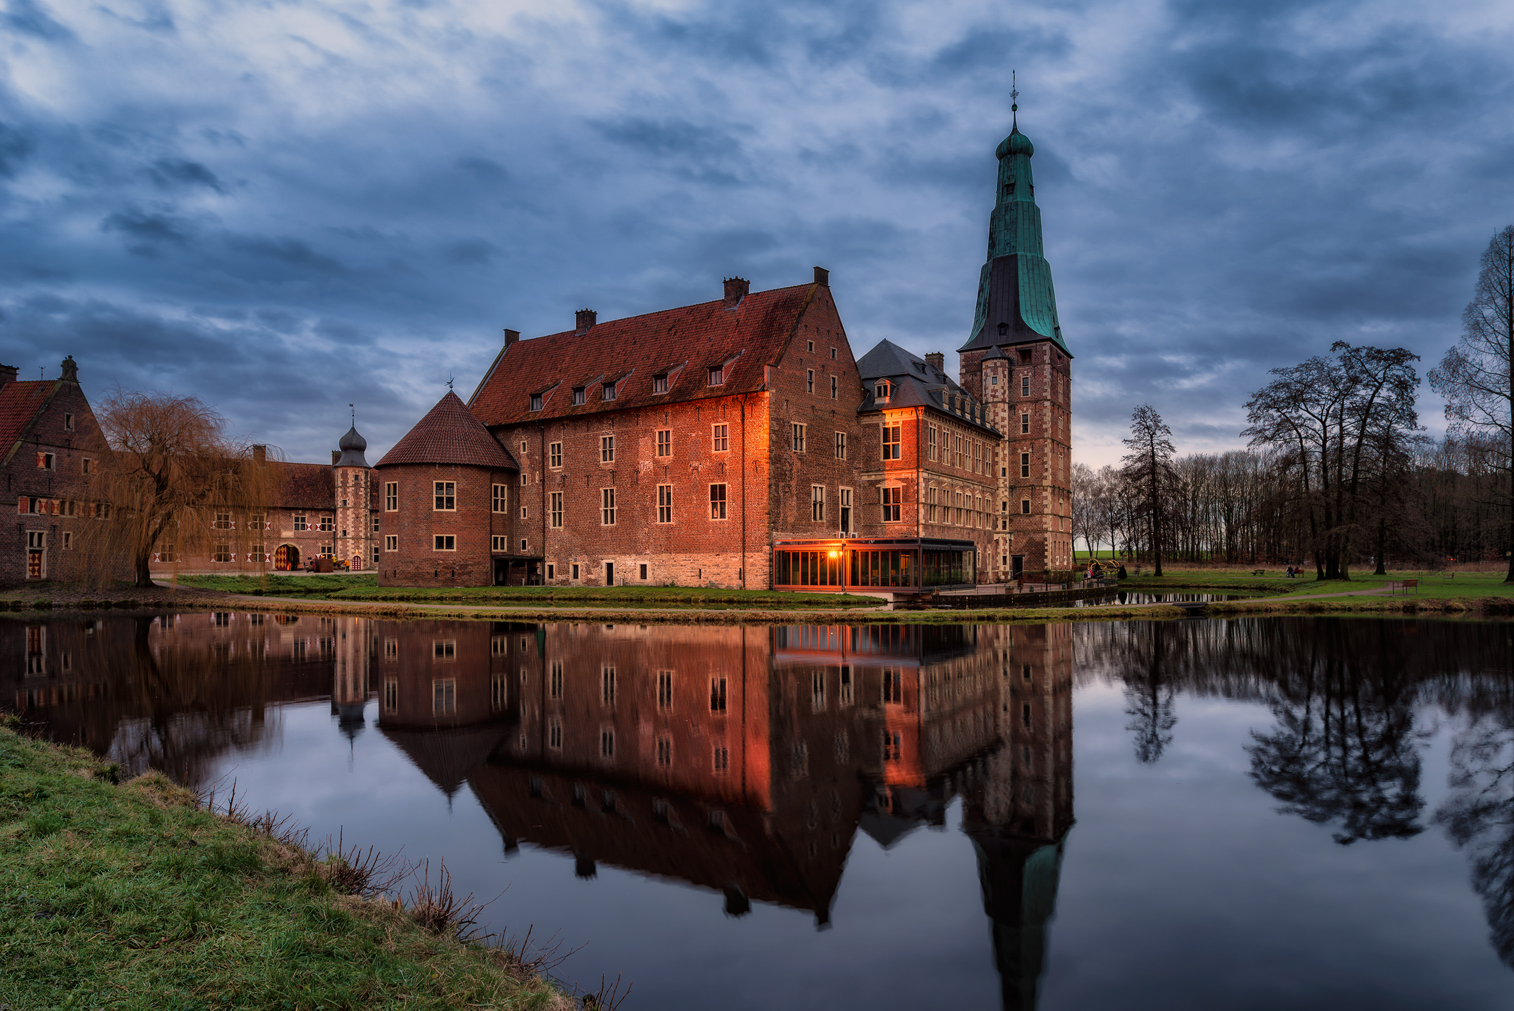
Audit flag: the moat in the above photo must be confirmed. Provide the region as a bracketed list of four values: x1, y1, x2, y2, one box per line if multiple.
[6, 614, 1513, 1009]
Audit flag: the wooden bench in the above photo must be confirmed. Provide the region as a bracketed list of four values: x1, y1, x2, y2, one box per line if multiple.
[1252, 569, 1265, 576]
[1391, 579, 1419, 595]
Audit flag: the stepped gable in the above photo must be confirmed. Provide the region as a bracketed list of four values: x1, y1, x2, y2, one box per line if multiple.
[468, 281, 820, 427]
[0, 381, 58, 464]
[377, 390, 518, 470]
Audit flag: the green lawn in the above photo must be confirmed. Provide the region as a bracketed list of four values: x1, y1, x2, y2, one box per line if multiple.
[1120, 565, 1514, 599]
[0, 722, 567, 1011]
[176, 574, 882, 610]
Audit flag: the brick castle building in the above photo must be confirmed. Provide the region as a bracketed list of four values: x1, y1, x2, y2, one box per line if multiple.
[371, 114, 1074, 590]
[6, 115, 1073, 590]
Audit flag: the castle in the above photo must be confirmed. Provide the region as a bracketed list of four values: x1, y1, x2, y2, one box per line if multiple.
[5, 116, 1073, 591]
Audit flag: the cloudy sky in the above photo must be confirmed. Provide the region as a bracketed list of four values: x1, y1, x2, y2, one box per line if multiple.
[3, 0, 1512, 467]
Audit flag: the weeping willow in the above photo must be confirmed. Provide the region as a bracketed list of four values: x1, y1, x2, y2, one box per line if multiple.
[67, 391, 279, 589]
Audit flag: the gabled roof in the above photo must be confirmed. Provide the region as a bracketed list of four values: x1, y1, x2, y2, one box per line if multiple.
[0, 381, 59, 466]
[468, 282, 824, 427]
[377, 391, 519, 470]
[855, 339, 1000, 435]
[274, 462, 335, 510]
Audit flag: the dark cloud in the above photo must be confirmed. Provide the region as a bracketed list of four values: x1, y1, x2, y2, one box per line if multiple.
[0, 0, 1509, 465]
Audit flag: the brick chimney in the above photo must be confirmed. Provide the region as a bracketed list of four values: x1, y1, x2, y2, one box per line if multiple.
[0, 363, 16, 389]
[575, 309, 596, 334]
[813, 266, 829, 286]
[925, 352, 945, 375]
[723, 277, 749, 307]
[503, 328, 520, 351]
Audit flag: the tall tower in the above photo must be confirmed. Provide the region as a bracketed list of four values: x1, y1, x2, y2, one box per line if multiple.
[334, 419, 374, 570]
[958, 107, 1074, 580]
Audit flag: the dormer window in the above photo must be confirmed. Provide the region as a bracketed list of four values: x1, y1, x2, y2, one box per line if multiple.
[530, 394, 543, 412]
[708, 366, 724, 386]
[572, 387, 586, 405]
[653, 374, 668, 394]
[998, 322, 1009, 336]
[602, 382, 617, 401]
[874, 382, 890, 401]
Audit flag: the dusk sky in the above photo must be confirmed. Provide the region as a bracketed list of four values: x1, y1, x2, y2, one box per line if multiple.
[3, 0, 1511, 468]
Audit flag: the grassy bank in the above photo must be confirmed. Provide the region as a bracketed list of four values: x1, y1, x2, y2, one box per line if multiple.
[176, 574, 882, 610]
[0, 722, 572, 1011]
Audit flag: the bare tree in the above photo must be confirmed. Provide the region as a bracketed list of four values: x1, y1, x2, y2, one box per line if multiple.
[1071, 462, 1099, 558]
[1121, 405, 1175, 576]
[77, 391, 273, 588]
[1430, 226, 1514, 582]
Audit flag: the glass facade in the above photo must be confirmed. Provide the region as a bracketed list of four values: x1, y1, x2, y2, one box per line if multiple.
[772, 539, 975, 590]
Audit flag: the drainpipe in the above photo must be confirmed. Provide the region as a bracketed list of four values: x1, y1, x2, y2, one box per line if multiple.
[740, 394, 748, 589]
[539, 425, 547, 583]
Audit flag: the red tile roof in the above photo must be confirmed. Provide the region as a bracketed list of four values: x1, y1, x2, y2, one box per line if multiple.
[377, 391, 519, 470]
[468, 281, 822, 427]
[274, 462, 335, 509]
[0, 381, 58, 464]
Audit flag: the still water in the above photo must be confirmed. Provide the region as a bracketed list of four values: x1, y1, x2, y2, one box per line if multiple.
[6, 614, 1514, 1009]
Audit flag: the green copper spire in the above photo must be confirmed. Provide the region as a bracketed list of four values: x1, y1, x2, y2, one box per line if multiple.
[961, 102, 1070, 356]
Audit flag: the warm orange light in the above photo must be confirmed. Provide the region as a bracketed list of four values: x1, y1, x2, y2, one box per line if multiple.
[827, 550, 839, 559]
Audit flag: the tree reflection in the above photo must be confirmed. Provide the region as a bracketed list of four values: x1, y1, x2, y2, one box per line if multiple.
[1245, 626, 1424, 845]
[1436, 713, 1514, 968]
[1122, 623, 1177, 764]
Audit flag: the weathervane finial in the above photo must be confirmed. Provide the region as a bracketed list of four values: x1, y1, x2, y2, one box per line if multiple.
[1011, 70, 1019, 127]
[349, 403, 355, 426]
[446, 375, 455, 392]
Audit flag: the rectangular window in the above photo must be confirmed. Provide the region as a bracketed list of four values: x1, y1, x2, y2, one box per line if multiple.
[62, 531, 73, 550]
[656, 429, 671, 457]
[529, 393, 543, 412]
[600, 435, 614, 463]
[712, 423, 728, 452]
[572, 387, 585, 405]
[572, 563, 580, 579]
[602, 381, 617, 401]
[657, 670, 673, 710]
[807, 369, 814, 393]
[1021, 413, 1030, 434]
[249, 543, 265, 563]
[319, 515, 334, 531]
[600, 729, 616, 759]
[928, 426, 937, 461]
[434, 535, 456, 550]
[708, 365, 724, 386]
[710, 676, 727, 713]
[213, 544, 232, 563]
[601, 488, 616, 525]
[384, 534, 397, 551]
[433, 679, 456, 715]
[550, 660, 563, 698]
[549, 442, 562, 468]
[834, 431, 846, 459]
[653, 374, 668, 394]
[434, 481, 455, 510]
[882, 668, 902, 705]
[492, 484, 507, 512]
[881, 487, 901, 522]
[1022, 375, 1030, 397]
[81, 457, 92, 475]
[492, 675, 507, 711]
[810, 485, 825, 522]
[812, 670, 826, 712]
[1021, 452, 1031, 479]
[492, 535, 507, 551]
[550, 492, 563, 528]
[882, 425, 901, 460]
[791, 422, 806, 453]
[1022, 499, 1031, 515]
[830, 375, 838, 399]
[709, 484, 727, 520]
[713, 746, 729, 774]
[36, 452, 54, 470]
[657, 484, 673, 523]
[63, 413, 74, 431]
[212, 510, 233, 530]
[639, 562, 647, 580]
[602, 666, 616, 705]
[383, 482, 397, 511]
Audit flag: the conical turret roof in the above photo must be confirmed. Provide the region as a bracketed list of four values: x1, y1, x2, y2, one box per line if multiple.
[376, 391, 518, 470]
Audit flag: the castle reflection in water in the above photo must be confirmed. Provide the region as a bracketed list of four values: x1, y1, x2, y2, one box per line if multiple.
[5, 612, 1072, 1009]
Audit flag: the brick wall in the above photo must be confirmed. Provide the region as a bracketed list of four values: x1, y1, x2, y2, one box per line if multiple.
[375, 462, 516, 586]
